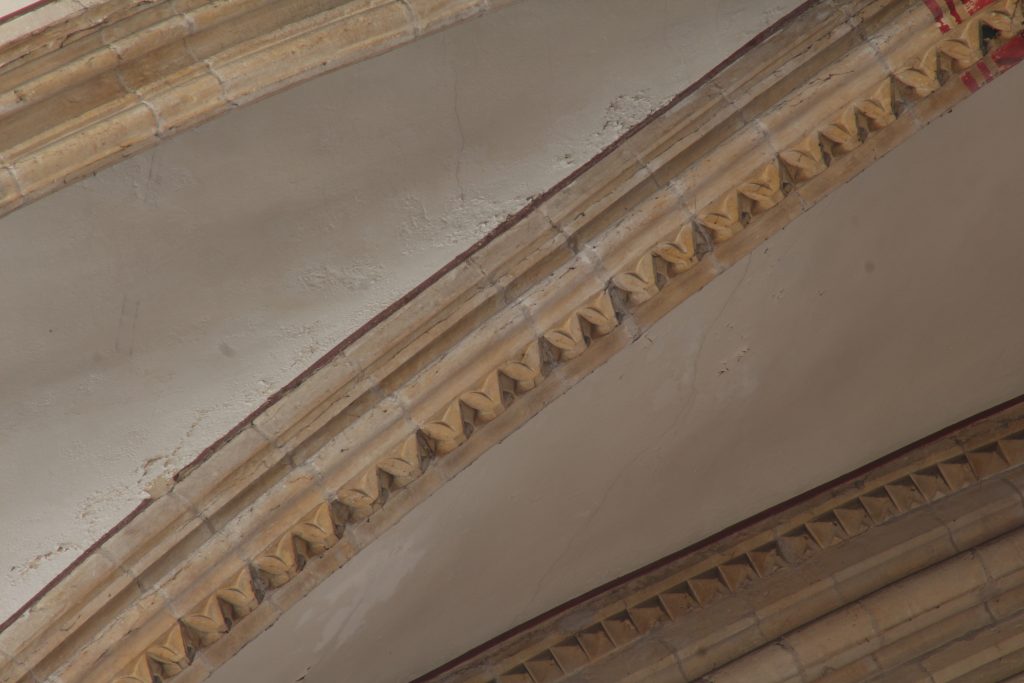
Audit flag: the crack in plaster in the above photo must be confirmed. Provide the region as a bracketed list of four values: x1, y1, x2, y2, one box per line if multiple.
[446, 33, 468, 202]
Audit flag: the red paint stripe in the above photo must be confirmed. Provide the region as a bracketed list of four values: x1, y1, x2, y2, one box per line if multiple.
[0, 0, 56, 26]
[961, 71, 982, 91]
[977, 60, 995, 82]
[992, 34, 1024, 72]
[921, 0, 952, 32]
[964, 0, 996, 14]
[944, 0, 964, 23]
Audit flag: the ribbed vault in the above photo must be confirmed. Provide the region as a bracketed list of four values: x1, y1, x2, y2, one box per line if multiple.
[420, 400, 1024, 683]
[1, 0, 1023, 681]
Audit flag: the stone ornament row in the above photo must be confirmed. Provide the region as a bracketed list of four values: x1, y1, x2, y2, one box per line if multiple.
[1, 0, 1021, 681]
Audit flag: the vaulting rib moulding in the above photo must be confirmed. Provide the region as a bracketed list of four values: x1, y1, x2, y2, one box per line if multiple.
[418, 400, 1024, 683]
[2, 0, 1023, 682]
[0, 0, 517, 217]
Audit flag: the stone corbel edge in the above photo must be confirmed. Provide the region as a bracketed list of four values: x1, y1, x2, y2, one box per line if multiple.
[417, 401, 1024, 682]
[2, 0, 1023, 681]
[0, 0, 518, 217]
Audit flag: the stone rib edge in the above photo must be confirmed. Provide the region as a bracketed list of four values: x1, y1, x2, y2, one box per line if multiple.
[698, 527, 1024, 683]
[3, 0, 1024, 681]
[0, 0, 518, 217]
[420, 403, 1024, 683]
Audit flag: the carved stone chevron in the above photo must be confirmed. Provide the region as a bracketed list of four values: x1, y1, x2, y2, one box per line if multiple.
[1, 1, 1022, 682]
[419, 401, 1024, 683]
[0, 0, 517, 218]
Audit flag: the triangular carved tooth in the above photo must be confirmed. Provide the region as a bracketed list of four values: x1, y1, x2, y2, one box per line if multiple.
[857, 79, 896, 129]
[544, 314, 587, 360]
[550, 637, 590, 672]
[500, 340, 544, 393]
[805, 513, 847, 548]
[422, 400, 472, 454]
[627, 597, 671, 633]
[698, 191, 743, 242]
[460, 371, 511, 423]
[688, 570, 730, 605]
[377, 434, 425, 488]
[292, 502, 341, 555]
[885, 477, 926, 512]
[938, 39, 978, 70]
[217, 567, 262, 617]
[822, 107, 862, 153]
[938, 22, 983, 70]
[338, 466, 385, 519]
[182, 594, 231, 647]
[524, 651, 564, 682]
[833, 501, 872, 536]
[602, 611, 640, 646]
[860, 488, 899, 523]
[738, 162, 784, 212]
[577, 291, 619, 337]
[253, 534, 304, 587]
[979, 6, 1015, 34]
[718, 556, 758, 591]
[653, 224, 699, 274]
[146, 622, 195, 676]
[967, 447, 1009, 478]
[938, 455, 978, 491]
[113, 655, 156, 683]
[748, 543, 787, 577]
[777, 528, 819, 563]
[577, 623, 615, 658]
[780, 136, 828, 182]
[544, 291, 619, 360]
[997, 438, 1024, 465]
[896, 49, 940, 98]
[658, 582, 698, 618]
[613, 253, 661, 304]
[910, 466, 951, 501]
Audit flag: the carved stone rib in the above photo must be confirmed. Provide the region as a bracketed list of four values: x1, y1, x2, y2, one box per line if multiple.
[0, 0, 519, 217]
[418, 402, 1024, 683]
[1, 1, 1022, 682]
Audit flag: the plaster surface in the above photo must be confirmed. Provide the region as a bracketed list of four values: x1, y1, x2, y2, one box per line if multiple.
[0, 1, 38, 19]
[204, 56, 1024, 683]
[0, 1, 800, 622]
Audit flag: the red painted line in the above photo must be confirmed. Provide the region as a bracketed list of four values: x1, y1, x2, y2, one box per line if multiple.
[944, 0, 964, 23]
[0, 0, 57, 26]
[960, 31, 1024, 91]
[961, 70, 982, 91]
[992, 34, 1024, 72]
[964, 0, 996, 14]
[922, 0, 952, 32]
[977, 60, 995, 82]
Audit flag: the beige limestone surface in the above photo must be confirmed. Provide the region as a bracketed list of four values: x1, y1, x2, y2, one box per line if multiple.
[0, 0, 801, 623]
[201, 53, 1024, 683]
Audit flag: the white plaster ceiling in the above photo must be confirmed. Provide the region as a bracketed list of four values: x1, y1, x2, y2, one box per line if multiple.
[0, 0, 802, 622]
[0, 1, 36, 19]
[204, 61, 1024, 682]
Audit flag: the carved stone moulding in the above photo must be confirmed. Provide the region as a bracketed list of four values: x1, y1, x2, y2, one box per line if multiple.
[2, 0, 1023, 681]
[0, 0, 518, 217]
[418, 400, 1024, 683]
